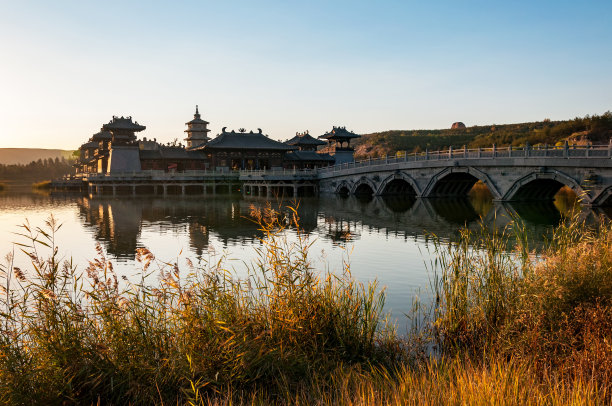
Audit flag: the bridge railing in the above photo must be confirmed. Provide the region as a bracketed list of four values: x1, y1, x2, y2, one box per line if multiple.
[317, 143, 612, 174]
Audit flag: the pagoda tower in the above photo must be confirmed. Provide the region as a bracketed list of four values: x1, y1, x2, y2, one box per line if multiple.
[102, 116, 146, 173]
[185, 105, 211, 149]
[318, 126, 361, 164]
[102, 116, 146, 146]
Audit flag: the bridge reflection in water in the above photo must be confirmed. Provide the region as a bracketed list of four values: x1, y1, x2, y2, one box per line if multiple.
[75, 192, 606, 260]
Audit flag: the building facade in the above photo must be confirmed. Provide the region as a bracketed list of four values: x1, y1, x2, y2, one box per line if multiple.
[73, 108, 360, 174]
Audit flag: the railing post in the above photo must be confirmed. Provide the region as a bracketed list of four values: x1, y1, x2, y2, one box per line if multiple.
[564, 140, 569, 158]
[478, 147, 481, 158]
[492, 143, 497, 158]
[448, 146, 453, 159]
[544, 143, 548, 157]
[508, 144, 512, 157]
[525, 141, 530, 158]
[425, 149, 429, 160]
[463, 145, 467, 158]
[405, 151, 408, 162]
[385, 154, 388, 164]
[608, 138, 612, 157]
[586, 143, 590, 157]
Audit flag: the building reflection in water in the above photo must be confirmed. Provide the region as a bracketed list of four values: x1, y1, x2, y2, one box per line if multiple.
[75, 192, 606, 260]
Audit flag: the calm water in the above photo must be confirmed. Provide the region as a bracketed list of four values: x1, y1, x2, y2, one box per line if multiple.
[0, 189, 606, 332]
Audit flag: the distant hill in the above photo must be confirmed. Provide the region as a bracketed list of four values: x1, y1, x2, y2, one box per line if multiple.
[0, 148, 74, 165]
[354, 112, 612, 159]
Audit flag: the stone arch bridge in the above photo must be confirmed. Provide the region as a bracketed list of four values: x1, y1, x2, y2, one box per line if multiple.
[317, 144, 612, 206]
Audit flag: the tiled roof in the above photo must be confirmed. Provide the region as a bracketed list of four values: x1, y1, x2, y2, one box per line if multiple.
[91, 130, 112, 141]
[318, 126, 360, 140]
[102, 116, 146, 132]
[205, 128, 293, 150]
[285, 132, 326, 146]
[285, 151, 335, 161]
[81, 141, 99, 149]
[186, 105, 209, 125]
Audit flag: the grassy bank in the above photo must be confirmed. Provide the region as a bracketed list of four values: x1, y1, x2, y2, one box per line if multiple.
[31, 180, 52, 190]
[0, 207, 610, 404]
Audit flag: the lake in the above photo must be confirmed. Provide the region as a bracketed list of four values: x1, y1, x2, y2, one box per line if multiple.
[0, 188, 605, 333]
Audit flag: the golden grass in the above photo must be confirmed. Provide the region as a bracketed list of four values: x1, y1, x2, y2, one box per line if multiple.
[31, 180, 52, 190]
[0, 207, 610, 405]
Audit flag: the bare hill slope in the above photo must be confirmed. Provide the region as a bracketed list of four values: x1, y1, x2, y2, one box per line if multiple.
[0, 148, 73, 165]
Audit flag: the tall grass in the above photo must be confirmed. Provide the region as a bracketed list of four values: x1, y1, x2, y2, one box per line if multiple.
[0, 207, 400, 405]
[31, 180, 51, 190]
[430, 210, 612, 393]
[0, 206, 610, 404]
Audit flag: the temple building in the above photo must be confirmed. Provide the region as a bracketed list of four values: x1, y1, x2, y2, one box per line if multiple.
[103, 116, 146, 173]
[318, 126, 361, 164]
[73, 107, 360, 175]
[197, 128, 293, 170]
[184, 105, 211, 149]
[284, 131, 334, 169]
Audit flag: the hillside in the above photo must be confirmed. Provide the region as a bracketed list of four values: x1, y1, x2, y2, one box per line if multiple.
[0, 148, 74, 165]
[354, 112, 612, 159]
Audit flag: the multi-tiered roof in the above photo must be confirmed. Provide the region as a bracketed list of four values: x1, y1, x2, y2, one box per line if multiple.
[205, 128, 293, 151]
[286, 131, 326, 151]
[102, 116, 146, 145]
[184, 105, 211, 149]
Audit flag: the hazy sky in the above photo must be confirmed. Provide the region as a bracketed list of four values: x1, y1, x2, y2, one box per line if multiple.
[1, 0, 611, 149]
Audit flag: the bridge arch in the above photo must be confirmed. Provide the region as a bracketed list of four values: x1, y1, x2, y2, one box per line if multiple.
[351, 177, 377, 197]
[592, 186, 612, 207]
[335, 181, 352, 196]
[503, 170, 588, 203]
[422, 167, 502, 200]
[376, 172, 421, 196]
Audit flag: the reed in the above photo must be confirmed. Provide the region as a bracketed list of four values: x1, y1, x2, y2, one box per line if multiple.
[430, 210, 612, 393]
[31, 180, 52, 190]
[0, 206, 610, 404]
[0, 207, 400, 405]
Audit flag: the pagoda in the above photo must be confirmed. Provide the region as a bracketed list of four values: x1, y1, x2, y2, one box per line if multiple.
[102, 116, 146, 146]
[285, 130, 326, 151]
[102, 116, 146, 173]
[284, 131, 334, 169]
[184, 105, 211, 149]
[318, 126, 361, 164]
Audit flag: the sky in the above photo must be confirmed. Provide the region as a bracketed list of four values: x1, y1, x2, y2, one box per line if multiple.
[0, 0, 611, 149]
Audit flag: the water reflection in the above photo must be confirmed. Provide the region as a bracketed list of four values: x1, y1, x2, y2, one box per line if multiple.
[73, 193, 605, 260]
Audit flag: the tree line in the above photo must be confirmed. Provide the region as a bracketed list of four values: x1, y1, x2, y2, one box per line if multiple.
[0, 157, 74, 180]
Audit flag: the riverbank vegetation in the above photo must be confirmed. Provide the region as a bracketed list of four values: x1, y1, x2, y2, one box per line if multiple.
[355, 111, 612, 158]
[0, 157, 73, 182]
[0, 207, 610, 404]
[31, 180, 52, 190]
